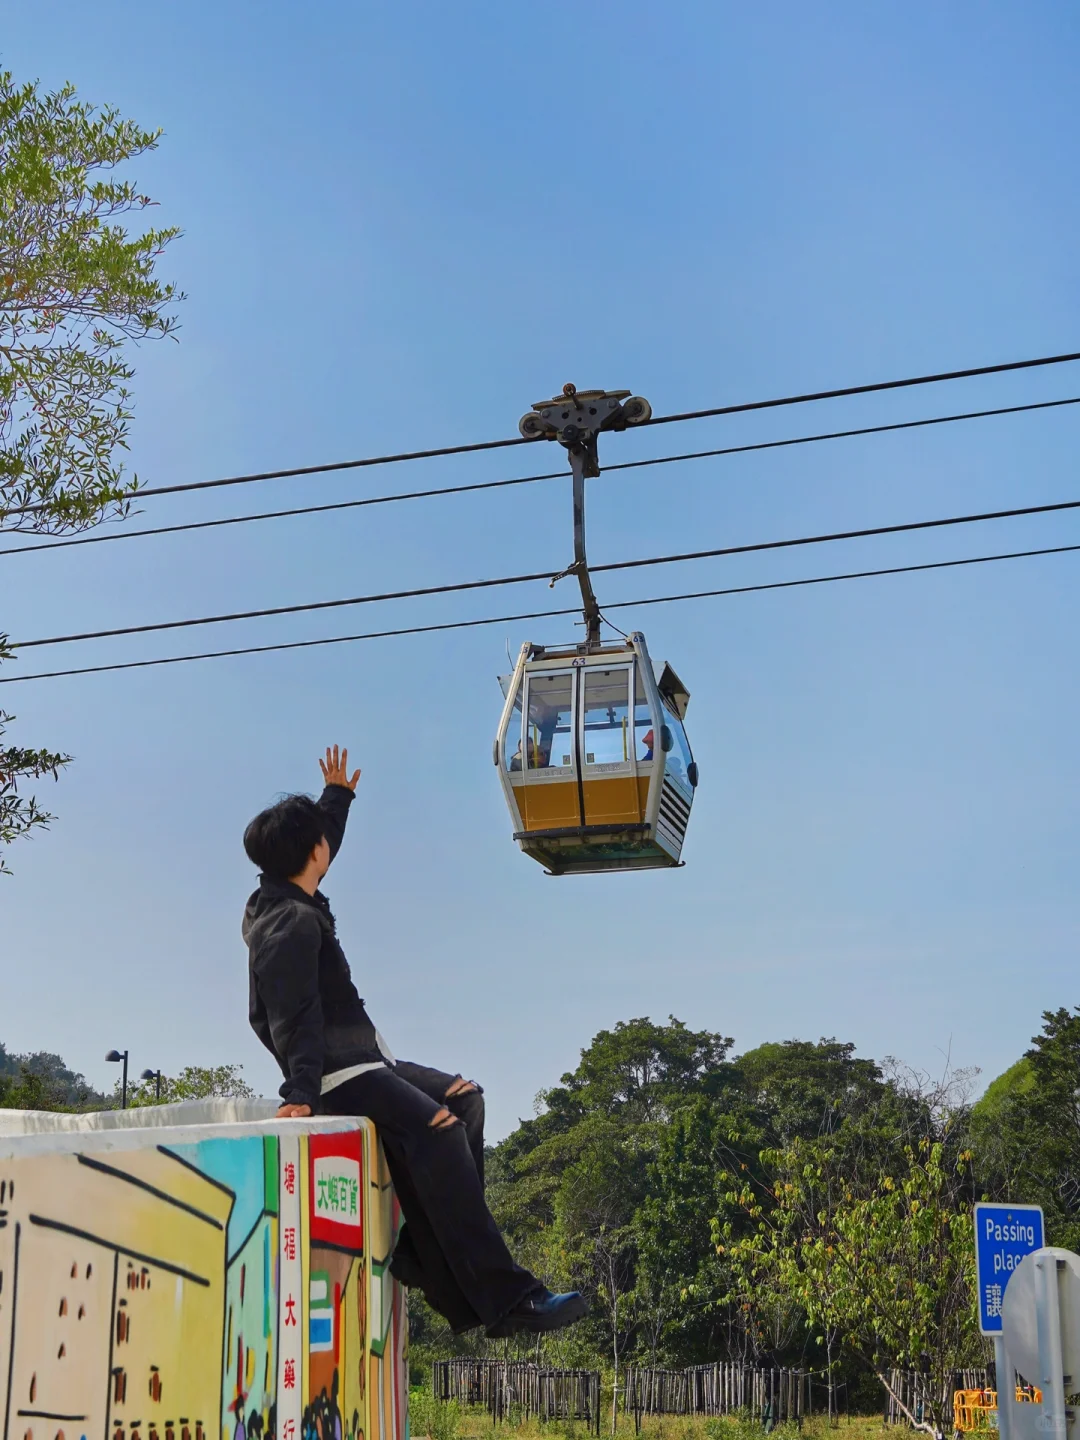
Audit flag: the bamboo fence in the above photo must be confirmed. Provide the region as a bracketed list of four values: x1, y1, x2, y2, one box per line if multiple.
[623, 1363, 809, 1430]
[432, 1358, 602, 1433]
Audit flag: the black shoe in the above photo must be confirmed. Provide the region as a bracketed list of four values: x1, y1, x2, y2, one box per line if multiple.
[485, 1288, 588, 1338]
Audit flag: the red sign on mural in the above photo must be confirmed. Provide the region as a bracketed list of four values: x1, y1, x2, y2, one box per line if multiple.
[308, 1130, 364, 1252]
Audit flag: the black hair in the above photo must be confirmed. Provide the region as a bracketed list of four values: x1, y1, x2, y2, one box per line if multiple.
[243, 794, 326, 880]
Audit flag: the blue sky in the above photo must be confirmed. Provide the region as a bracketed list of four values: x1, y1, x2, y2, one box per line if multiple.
[2, 2, 1079, 1138]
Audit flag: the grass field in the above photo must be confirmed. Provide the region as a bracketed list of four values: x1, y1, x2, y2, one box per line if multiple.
[407, 1396, 900, 1440]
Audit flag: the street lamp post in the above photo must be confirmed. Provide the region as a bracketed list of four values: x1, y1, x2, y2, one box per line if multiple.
[140, 1068, 163, 1102]
[105, 1049, 129, 1110]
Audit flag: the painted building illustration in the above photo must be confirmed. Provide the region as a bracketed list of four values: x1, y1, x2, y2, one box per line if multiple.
[0, 1110, 407, 1440]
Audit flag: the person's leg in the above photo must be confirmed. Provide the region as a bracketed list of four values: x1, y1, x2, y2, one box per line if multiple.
[392, 1060, 486, 1186]
[375, 1061, 486, 1300]
[378, 1133, 482, 1333]
[321, 1068, 537, 1331]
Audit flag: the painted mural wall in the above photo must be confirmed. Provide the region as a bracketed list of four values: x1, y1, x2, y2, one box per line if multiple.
[0, 1118, 408, 1440]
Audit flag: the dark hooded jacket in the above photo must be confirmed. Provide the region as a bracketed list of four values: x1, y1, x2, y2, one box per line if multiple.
[243, 784, 385, 1108]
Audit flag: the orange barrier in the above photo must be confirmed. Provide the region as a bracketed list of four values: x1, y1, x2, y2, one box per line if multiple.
[954, 1386, 1044, 1431]
[954, 1389, 996, 1431]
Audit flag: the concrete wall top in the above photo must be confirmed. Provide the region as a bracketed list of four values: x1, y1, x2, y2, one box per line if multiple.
[0, 1096, 364, 1158]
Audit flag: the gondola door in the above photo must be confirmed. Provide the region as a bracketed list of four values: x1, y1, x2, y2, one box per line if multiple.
[578, 662, 647, 827]
[517, 665, 581, 831]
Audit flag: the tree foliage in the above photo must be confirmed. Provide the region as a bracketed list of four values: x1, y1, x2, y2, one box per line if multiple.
[973, 1006, 1080, 1250]
[0, 1039, 106, 1109]
[0, 67, 181, 532]
[0, 67, 180, 871]
[723, 1137, 979, 1437]
[0, 1043, 258, 1114]
[480, 1016, 1006, 1417]
[0, 637, 70, 875]
[124, 1063, 257, 1108]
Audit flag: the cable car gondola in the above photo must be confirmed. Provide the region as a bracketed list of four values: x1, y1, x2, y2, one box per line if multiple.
[493, 386, 699, 876]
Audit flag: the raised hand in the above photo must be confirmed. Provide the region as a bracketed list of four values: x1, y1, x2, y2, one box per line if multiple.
[320, 744, 361, 791]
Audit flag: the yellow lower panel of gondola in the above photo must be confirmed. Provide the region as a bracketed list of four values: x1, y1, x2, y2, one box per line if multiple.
[582, 776, 649, 826]
[513, 776, 651, 832]
[516, 778, 580, 830]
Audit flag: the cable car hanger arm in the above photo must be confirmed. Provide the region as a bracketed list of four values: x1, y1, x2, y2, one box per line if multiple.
[552, 445, 602, 650]
[520, 384, 652, 652]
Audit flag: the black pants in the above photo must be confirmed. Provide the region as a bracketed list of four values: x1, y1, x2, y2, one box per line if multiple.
[320, 1059, 538, 1332]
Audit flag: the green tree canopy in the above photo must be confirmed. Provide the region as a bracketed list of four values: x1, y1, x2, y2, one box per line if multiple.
[0, 66, 180, 871]
[1, 67, 180, 531]
[724, 1135, 980, 1438]
[124, 1063, 257, 1108]
[974, 1008, 1080, 1249]
[732, 1037, 887, 1142]
[0, 1043, 105, 1109]
[488, 1017, 987, 1391]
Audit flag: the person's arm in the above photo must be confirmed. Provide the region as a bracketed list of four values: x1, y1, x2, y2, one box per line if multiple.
[318, 787, 354, 861]
[254, 905, 326, 1112]
[317, 744, 361, 862]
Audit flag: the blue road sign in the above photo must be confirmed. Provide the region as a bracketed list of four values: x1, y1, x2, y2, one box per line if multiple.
[974, 1202, 1045, 1334]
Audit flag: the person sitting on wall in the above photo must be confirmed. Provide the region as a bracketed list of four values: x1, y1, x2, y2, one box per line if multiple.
[242, 745, 587, 1339]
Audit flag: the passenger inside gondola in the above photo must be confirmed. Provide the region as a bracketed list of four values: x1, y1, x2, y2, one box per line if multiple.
[511, 735, 551, 770]
[640, 728, 654, 762]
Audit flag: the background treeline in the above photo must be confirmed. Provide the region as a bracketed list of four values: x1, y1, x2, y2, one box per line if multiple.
[0, 1041, 108, 1107]
[0, 1042, 254, 1109]
[411, 1009, 1080, 1427]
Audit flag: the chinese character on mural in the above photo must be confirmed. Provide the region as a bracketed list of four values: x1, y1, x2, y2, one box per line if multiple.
[313, 1159, 361, 1224]
[284, 1161, 296, 1196]
[285, 1294, 297, 1327]
[985, 1284, 1003, 1318]
[283, 1423, 296, 1440]
[283, 1226, 296, 1262]
[284, 1358, 296, 1390]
